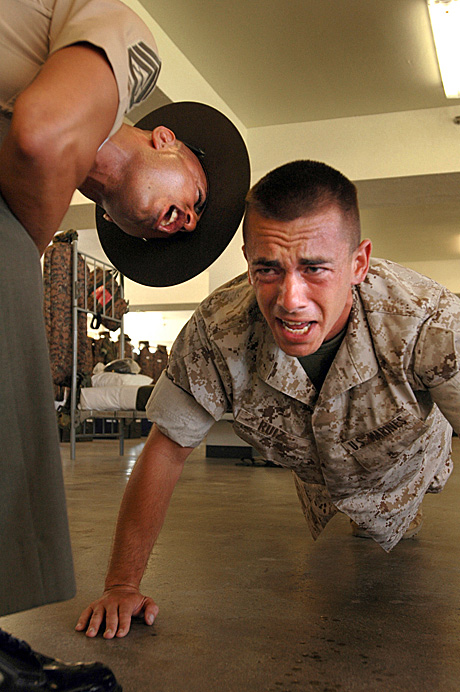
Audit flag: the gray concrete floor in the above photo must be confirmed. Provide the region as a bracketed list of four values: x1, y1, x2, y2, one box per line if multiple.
[2, 437, 460, 692]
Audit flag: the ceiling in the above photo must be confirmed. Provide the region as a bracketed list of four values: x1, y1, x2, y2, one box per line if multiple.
[139, 0, 460, 128]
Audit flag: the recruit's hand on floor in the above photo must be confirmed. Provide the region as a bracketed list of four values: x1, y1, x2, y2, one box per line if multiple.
[75, 586, 159, 639]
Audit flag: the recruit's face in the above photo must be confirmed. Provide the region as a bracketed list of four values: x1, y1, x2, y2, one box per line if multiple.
[103, 139, 208, 240]
[243, 206, 371, 357]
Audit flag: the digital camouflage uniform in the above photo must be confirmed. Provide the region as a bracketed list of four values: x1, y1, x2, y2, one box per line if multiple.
[147, 258, 460, 552]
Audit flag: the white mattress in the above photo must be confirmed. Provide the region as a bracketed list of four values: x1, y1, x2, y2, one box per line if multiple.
[79, 386, 140, 411]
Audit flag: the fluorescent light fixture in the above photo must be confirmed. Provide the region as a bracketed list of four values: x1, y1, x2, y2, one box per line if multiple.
[427, 0, 460, 98]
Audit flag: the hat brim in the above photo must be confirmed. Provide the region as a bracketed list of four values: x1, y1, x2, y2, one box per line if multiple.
[96, 101, 250, 287]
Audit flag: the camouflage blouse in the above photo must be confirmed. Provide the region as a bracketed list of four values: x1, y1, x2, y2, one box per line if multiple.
[147, 259, 460, 551]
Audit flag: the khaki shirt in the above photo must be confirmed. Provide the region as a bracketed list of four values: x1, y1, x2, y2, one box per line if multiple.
[0, 0, 161, 139]
[147, 259, 460, 551]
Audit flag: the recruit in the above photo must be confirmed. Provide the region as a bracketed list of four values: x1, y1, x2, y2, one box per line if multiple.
[77, 159, 460, 640]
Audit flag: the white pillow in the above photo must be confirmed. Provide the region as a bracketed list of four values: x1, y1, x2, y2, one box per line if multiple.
[91, 372, 153, 387]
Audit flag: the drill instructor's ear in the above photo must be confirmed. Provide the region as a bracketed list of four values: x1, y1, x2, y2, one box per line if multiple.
[151, 126, 177, 149]
[351, 239, 372, 285]
[103, 212, 114, 223]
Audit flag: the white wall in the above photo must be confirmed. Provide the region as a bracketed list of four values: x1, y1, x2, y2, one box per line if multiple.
[208, 226, 247, 293]
[125, 273, 209, 308]
[247, 105, 460, 184]
[404, 259, 460, 294]
[123, 310, 193, 350]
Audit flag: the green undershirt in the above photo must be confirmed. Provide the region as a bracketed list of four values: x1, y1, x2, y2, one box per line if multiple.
[297, 325, 347, 391]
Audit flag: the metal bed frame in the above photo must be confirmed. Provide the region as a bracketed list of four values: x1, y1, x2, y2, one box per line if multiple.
[69, 239, 145, 460]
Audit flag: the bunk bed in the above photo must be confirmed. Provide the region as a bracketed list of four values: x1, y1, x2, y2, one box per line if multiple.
[68, 238, 150, 460]
[44, 235, 253, 462]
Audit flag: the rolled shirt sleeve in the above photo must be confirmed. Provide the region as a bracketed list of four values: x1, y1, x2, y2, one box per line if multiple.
[146, 371, 217, 448]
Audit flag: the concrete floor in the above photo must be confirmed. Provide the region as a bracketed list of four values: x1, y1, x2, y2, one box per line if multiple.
[2, 437, 460, 692]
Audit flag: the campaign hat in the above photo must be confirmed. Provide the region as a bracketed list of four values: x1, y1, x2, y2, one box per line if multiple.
[96, 101, 250, 286]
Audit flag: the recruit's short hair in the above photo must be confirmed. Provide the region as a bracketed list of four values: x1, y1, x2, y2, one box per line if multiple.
[244, 160, 361, 249]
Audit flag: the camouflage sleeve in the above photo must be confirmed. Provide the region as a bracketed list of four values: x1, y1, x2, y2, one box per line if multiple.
[145, 371, 216, 447]
[414, 288, 460, 433]
[165, 312, 231, 418]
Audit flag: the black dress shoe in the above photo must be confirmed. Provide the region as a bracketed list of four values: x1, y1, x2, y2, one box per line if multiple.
[0, 629, 122, 691]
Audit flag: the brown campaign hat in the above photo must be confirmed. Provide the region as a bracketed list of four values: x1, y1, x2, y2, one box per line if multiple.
[96, 101, 250, 286]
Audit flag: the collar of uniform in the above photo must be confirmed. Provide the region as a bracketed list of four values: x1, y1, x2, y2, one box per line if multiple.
[319, 287, 380, 402]
[256, 287, 380, 405]
[256, 322, 318, 407]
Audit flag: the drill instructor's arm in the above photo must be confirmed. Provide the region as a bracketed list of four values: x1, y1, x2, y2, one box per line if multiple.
[75, 425, 193, 639]
[0, 42, 118, 255]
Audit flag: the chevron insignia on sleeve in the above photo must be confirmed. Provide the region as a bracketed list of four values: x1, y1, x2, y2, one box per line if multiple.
[128, 41, 162, 109]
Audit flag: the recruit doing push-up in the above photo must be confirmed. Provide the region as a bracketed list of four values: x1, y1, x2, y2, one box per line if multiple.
[77, 159, 460, 639]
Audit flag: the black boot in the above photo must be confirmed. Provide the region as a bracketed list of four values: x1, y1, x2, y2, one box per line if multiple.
[0, 629, 122, 691]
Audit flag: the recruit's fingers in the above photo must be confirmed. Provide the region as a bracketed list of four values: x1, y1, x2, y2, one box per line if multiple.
[143, 598, 159, 627]
[114, 602, 136, 639]
[115, 596, 159, 637]
[102, 602, 123, 639]
[75, 605, 93, 632]
[84, 606, 106, 638]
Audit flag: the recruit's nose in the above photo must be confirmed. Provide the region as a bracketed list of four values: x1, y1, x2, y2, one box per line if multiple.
[276, 273, 309, 313]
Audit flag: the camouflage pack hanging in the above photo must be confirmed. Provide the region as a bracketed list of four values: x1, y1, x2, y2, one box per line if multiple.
[43, 231, 91, 388]
[87, 266, 128, 331]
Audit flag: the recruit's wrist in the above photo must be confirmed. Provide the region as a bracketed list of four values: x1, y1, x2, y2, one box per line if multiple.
[104, 581, 141, 593]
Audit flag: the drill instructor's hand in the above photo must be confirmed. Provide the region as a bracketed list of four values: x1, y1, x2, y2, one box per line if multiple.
[75, 586, 159, 639]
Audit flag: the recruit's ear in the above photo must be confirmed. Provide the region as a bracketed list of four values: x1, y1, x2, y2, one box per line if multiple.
[351, 239, 372, 285]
